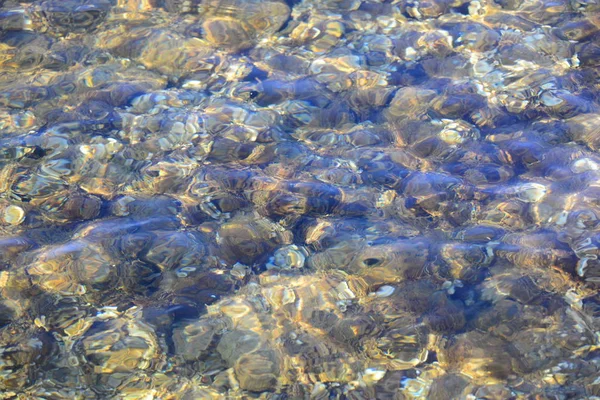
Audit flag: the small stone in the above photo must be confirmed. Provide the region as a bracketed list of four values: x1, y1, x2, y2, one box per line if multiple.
[3, 205, 25, 225]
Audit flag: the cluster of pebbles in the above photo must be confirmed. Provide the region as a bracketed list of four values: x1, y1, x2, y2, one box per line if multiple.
[2, 0, 600, 398]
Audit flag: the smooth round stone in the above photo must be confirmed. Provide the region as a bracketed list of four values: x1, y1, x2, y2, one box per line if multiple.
[203, 17, 253, 51]
[3, 205, 25, 225]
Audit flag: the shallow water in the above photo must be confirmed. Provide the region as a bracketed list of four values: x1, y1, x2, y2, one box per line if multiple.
[0, 0, 600, 398]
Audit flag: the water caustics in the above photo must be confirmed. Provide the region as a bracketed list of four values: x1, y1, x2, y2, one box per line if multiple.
[1, 0, 600, 398]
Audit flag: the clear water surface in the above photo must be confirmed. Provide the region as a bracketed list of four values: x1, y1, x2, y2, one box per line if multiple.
[0, 0, 600, 398]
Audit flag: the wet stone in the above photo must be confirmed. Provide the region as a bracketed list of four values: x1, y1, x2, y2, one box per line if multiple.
[2, 205, 25, 225]
[428, 374, 470, 400]
[234, 349, 281, 392]
[0, 329, 56, 392]
[173, 318, 227, 361]
[217, 215, 291, 264]
[36, 0, 113, 35]
[203, 18, 254, 51]
[75, 315, 162, 391]
[216, 329, 262, 365]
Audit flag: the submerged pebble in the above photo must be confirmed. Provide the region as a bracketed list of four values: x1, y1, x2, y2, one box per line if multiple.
[3, 205, 25, 225]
